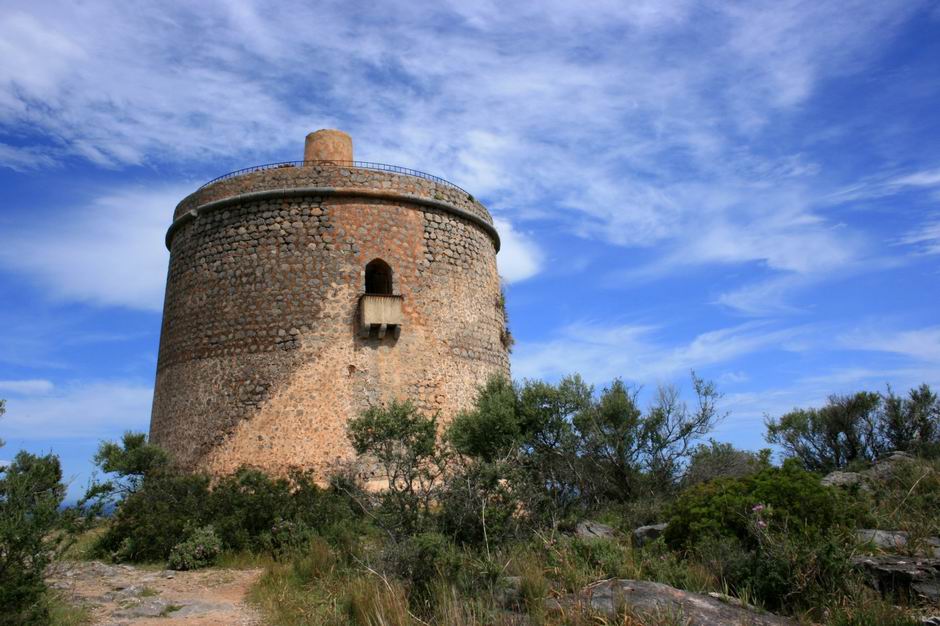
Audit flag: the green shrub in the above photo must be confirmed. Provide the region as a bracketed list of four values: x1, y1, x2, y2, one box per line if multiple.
[90, 433, 363, 563]
[167, 526, 222, 570]
[664, 459, 860, 551]
[569, 537, 632, 579]
[692, 522, 856, 613]
[0, 450, 68, 625]
[864, 455, 940, 545]
[437, 458, 523, 547]
[207, 468, 295, 552]
[95, 470, 211, 562]
[665, 460, 866, 614]
[347, 401, 443, 537]
[381, 532, 462, 605]
[448, 376, 521, 463]
[682, 440, 770, 486]
[290, 536, 336, 584]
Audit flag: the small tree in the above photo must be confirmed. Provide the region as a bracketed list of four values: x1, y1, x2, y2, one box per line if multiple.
[347, 400, 444, 536]
[765, 385, 940, 472]
[85, 433, 210, 562]
[576, 373, 724, 500]
[448, 376, 521, 463]
[682, 440, 771, 486]
[0, 450, 67, 624]
[765, 392, 883, 472]
[85, 431, 170, 507]
[880, 384, 940, 458]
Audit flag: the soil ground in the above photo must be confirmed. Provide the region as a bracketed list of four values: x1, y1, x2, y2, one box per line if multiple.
[47, 561, 262, 626]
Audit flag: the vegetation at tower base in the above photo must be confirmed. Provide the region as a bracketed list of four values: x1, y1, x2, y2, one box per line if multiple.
[65, 380, 940, 625]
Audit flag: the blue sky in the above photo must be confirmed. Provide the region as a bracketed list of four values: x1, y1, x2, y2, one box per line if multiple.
[1, 1, 939, 498]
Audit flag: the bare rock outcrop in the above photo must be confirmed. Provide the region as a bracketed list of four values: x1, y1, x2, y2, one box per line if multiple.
[857, 529, 940, 558]
[851, 555, 940, 605]
[546, 579, 795, 625]
[575, 520, 618, 540]
[633, 523, 668, 546]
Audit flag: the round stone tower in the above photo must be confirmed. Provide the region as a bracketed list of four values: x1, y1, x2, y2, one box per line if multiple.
[149, 130, 509, 478]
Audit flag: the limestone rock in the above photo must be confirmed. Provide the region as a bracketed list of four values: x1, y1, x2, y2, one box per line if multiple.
[857, 529, 940, 558]
[869, 450, 918, 479]
[852, 554, 940, 605]
[821, 470, 865, 488]
[633, 523, 668, 546]
[575, 520, 618, 540]
[546, 579, 795, 625]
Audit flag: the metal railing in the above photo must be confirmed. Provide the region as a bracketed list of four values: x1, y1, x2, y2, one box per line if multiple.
[197, 160, 471, 196]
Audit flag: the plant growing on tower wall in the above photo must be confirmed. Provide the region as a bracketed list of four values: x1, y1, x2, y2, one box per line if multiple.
[497, 288, 514, 351]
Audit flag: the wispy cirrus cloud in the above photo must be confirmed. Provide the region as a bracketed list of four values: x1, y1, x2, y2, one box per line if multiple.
[0, 380, 152, 440]
[841, 325, 940, 364]
[513, 321, 806, 383]
[896, 216, 940, 256]
[0, 379, 53, 395]
[0, 1, 923, 284]
[0, 185, 182, 311]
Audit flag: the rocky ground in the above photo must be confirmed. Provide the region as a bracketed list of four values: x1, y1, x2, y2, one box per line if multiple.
[47, 561, 262, 626]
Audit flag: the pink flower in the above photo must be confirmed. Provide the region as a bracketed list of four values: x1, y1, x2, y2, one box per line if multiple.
[757, 520, 767, 529]
[751, 504, 765, 513]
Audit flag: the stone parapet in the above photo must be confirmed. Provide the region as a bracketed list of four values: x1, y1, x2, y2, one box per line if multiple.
[173, 163, 492, 227]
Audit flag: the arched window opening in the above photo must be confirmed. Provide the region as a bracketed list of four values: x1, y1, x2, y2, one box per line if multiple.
[365, 259, 393, 295]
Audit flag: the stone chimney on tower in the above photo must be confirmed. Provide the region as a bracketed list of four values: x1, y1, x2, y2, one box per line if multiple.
[304, 129, 353, 163]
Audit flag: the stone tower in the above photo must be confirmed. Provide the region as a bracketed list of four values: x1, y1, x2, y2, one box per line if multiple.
[149, 130, 509, 478]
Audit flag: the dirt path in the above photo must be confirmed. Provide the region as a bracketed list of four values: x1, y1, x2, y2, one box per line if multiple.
[47, 561, 263, 626]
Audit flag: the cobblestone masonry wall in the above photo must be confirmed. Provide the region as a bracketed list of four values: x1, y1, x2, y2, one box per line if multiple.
[150, 163, 509, 479]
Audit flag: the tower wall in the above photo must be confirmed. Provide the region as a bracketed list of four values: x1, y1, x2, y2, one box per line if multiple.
[150, 145, 509, 479]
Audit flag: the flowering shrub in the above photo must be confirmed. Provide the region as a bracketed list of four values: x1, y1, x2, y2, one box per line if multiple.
[167, 526, 222, 571]
[665, 461, 863, 612]
[663, 459, 862, 551]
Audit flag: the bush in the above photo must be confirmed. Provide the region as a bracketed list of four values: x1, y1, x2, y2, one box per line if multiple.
[665, 460, 866, 614]
[682, 440, 770, 486]
[693, 522, 856, 613]
[168, 526, 222, 570]
[207, 468, 296, 552]
[95, 470, 211, 562]
[864, 455, 940, 544]
[290, 536, 336, 584]
[348, 401, 443, 537]
[664, 459, 860, 551]
[0, 450, 68, 625]
[381, 532, 462, 605]
[90, 433, 363, 563]
[437, 458, 523, 548]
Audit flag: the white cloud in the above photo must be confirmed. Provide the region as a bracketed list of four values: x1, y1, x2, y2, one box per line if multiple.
[715, 275, 807, 316]
[494, 218, 542, 283]
[897, 217, 940, 255]
[0, 186, 182, 311]
[0, 0, 924, 308]
[842, 326, 940, 364]
[0, 379, 54, 395]
[0, 380, 152, 439]
[891, 168, 940, 188]
[512, 321, 802, 383]
[0, 142, 57, 171]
